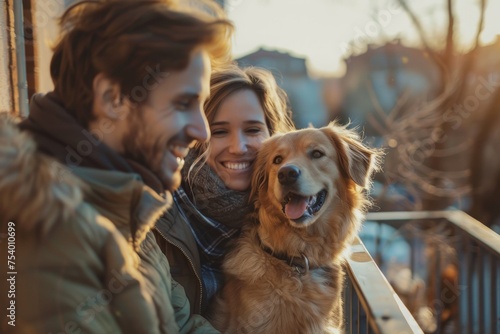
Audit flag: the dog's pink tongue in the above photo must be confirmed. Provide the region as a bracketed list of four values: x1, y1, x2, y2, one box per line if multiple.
[285, 196, 308, 220]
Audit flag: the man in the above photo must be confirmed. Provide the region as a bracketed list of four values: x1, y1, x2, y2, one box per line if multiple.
[16, 0, 232, 332]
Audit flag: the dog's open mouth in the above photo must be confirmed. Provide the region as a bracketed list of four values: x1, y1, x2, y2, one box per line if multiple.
[281, 189, 327, 222]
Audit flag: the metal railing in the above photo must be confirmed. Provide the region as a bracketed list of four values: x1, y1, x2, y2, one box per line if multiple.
[344, 236, 424, 333]
[361, 210, 500, 334]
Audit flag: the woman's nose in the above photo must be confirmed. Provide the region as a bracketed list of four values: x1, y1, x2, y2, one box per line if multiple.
[228, 133, 248, 154]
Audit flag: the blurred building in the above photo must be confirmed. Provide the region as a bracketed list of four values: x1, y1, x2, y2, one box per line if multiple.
[341, 40, 441, 136]
[340, 40, 443, 211]
[321, 77, 345, 123]
[236, 48, 327, 128]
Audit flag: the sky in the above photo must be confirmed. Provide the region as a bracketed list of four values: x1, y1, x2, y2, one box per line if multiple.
[227, 0, 500, 77]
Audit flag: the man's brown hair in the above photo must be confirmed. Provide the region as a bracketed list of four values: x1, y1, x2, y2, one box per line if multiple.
[50, 0, 233, 127]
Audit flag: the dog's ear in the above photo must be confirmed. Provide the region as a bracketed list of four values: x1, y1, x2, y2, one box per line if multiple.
[322, 122, 380, 188]
[250, 137, 275, 203]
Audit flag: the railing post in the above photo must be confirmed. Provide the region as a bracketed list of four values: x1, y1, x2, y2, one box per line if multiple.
[364, 211, 500, 334]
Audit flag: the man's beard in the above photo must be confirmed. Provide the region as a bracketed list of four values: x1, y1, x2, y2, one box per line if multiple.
[121, 112, 174, 191]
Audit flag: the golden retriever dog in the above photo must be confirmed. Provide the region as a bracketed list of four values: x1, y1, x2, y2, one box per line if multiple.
[212, 122, 380, 334]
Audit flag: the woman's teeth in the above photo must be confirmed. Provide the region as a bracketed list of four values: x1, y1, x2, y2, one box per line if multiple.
[223, 162, 250, 170]
[176, 157, 185, 169]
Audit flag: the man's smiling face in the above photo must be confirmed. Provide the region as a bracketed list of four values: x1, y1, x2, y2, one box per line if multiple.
[122, 50, 211, 191]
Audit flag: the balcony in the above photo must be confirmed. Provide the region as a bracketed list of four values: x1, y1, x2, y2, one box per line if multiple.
[345, 210, 500, 334]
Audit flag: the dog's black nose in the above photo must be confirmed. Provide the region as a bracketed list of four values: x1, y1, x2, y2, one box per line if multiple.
[278, 165, 301, 185]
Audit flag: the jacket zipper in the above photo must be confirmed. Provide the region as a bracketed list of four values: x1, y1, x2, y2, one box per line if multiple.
[154, 227, 204, 313]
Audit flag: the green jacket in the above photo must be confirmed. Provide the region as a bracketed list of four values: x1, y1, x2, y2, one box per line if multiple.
[13, 199, 159, 334]
[0, 116, 155, 332]
[154, 199, 205, 316]
[10, 92, 219, 333]
[74, 167, 219, 334]
[5, 165, 218, 333]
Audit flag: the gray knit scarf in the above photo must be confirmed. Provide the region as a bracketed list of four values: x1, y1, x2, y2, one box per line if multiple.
[180, 151, 252, 228]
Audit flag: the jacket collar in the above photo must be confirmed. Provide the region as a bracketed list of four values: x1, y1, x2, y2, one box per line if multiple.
[21, 92, 135, 174]
[72, 167, 171, 249]
[155, 193, 201, 268]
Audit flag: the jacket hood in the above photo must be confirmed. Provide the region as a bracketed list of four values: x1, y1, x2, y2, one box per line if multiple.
[0, 113, 84, 237]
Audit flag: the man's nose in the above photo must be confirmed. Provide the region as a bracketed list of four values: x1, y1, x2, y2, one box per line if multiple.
[186, 108, 210, 144]
[228, 132, 248, 154]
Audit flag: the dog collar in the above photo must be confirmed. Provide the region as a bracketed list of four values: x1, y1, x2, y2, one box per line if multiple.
[258, 237, 310, 275]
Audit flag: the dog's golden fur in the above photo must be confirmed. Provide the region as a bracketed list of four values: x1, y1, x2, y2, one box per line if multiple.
[213, 122, 380, 334]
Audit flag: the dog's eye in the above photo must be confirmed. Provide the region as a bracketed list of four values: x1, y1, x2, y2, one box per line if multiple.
[273, 155, 283, 164]
[311, 150, 324, 159]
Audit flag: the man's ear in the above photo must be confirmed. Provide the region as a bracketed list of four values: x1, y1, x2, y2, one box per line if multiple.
[92, 73, 126, 120]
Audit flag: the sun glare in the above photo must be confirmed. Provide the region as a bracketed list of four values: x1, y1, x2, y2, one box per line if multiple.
[229, 0, 500, 77]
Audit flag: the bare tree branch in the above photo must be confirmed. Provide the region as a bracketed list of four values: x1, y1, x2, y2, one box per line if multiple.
[348, 0, 489, 211]
[397, 0, 450, 85]
[444, 0, 455, 64]
[451, 0, 486, 100]
[397, 0, 431, 50]
[473, 0, 487, 50]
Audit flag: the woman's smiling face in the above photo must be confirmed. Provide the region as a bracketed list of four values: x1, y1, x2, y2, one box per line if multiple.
[207, 89, 270, 191]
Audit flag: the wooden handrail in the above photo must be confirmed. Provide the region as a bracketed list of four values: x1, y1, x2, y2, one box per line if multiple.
[345, 236, 424, 334]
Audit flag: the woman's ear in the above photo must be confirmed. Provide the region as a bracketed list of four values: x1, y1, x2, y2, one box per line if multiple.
[92, 73, 126, 120]
[322, 122, 380, 188]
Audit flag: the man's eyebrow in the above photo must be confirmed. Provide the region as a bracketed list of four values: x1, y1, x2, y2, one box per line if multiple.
[210, 120, 266, 126]
[174, 92, 200, 100]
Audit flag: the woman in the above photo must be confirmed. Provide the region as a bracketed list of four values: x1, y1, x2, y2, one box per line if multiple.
[154, 65, 295, 317]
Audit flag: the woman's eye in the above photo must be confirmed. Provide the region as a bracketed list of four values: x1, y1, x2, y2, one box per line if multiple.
[246, 128, 262, 134]
[311, 150, 324, 159]
[273, 155, 283, 164]
[211, 129, 227, 136]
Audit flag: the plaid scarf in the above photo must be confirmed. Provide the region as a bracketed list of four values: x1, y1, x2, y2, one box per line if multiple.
[175, 152, 253, 312]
